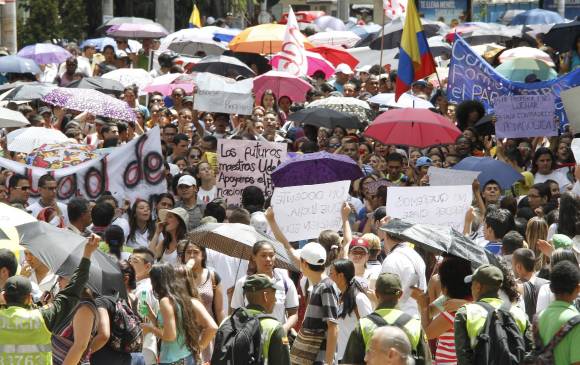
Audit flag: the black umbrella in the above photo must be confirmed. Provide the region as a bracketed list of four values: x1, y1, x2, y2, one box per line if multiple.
[190, 55, 256, 79]
[288, 107, 361, 129]
[224, 51, 271, 74]
[66, 77, 125, 95]
[542, 21, 580, 53]
[381, 218, 500, 269]
[1, 83, 58, 101]
[369, 18, 441, 50]
[16, 221, 126, 297]
[474, 114, 495, 136]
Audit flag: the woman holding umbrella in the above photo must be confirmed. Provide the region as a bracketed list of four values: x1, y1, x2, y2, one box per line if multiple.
[560, 34, 580, 73]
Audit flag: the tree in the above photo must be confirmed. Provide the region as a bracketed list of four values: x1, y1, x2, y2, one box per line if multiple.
[18, 0, 62, 47]
[60, 0, 88, 42]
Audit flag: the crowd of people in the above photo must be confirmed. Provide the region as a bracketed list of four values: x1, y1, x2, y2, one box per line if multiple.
[1, 9, 580, 365]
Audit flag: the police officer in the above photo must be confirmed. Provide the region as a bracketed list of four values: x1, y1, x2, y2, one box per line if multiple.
[454, 264, 532, 365]
[0, 236, 98, 365]
[342, 272, 428, 364]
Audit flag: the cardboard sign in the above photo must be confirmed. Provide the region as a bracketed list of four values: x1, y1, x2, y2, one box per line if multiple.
[216, 139, 287, 205]
[271, 180, 350, 241]
[562, 86, 580, 134]
[194, 74, 253, 115]
[428, 167, 480, 186]
[386, 185, 472, 231]
[493, 95, 557, 138]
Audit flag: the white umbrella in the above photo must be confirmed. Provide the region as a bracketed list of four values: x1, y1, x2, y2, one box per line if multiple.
[0, 107, 30, 128]
[7, 127, 69, 154]
[160, 28, 227, 57]
[102, 68, 154, 92]
[0, 202, 37, 228]
[308, 31, 361, 48]
[499, 46, 555, 66]
[368, 93, 434, 109]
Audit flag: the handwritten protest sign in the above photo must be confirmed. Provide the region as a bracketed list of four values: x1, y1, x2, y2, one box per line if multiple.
[493, 95, 557, 138]
[561, 86, 580, 134]
[217, 139, 287, 205]
[0, 127, 165, 203]
[428, 167, 480, 186]
[386, 185, 472, 231]
[271, 181, 350, 241]
[194, 74, 253, 115]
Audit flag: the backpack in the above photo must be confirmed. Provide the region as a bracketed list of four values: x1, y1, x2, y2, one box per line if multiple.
[367, 311, 432, 365]
[109, 297, 143, 353]
[523, 278, 549, 321]
[211, 307, 275, 365]
[472, 301, 526, 365]
[523, 314, 580, 365]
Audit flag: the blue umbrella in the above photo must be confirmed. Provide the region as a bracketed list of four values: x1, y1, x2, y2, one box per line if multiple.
[0, 55, 40, 74]
[272, 151, 363, 188]
[510, 9, 565, 25]
[452, 156, 522, 190]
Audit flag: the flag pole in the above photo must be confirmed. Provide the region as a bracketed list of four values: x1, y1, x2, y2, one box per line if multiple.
[379, 8, 386, 67]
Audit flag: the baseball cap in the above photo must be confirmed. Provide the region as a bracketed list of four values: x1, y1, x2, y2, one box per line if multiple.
[3, 275, 32, 303]
[416, 156, 432, 168]
[464, 264, 503, 286]
[356, 65, 371, 73]
[350, 237, 369, 253]
[551, 234, 572, 249]
[243, 274, 276, 292]
[375, 272, 402, 295]
[178, 175, 196, 187]
[299, 242, 326, 266]
[335, 63, 354, 75]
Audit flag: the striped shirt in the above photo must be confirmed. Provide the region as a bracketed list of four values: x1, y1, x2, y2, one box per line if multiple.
[435, 311, 457, 365]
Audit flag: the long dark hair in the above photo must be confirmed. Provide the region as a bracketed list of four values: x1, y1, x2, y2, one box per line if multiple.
[178, 239, 207, 268]
[332, 259, 366, 319]
[150, 263, 199, 355]
[162, 214, 188, 253]
[558, 192, 580, 237]
[128, 199, 155, 243]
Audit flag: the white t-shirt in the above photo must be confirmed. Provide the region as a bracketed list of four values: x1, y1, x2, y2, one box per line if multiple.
[230, 268, 299, 324]
[133, 278, 159, 365]
[27, 201, 69, 225]
[337, 291, 373, 360]
[31, 271, 58, 294]
[127, 228, 152, 248]
[160, 250, 178, 266]
[534, 170, 571, 192]
[206, 249, 249, 315]
[536, 282, 554, 314]
[197, 186, 217, 205]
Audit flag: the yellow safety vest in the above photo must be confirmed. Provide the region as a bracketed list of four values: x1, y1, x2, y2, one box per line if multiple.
[464, 298, 528, 348]
[0, 306, 53, 365]
[360, 308, 422, 351]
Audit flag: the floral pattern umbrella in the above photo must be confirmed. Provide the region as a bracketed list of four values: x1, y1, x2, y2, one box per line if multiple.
[27, 142, 98, 169]
[306, 96, 374, 124]
[41, 88, 136, 122]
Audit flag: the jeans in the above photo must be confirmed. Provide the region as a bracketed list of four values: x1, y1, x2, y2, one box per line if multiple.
[130, 353, 146, 365]
[159, 354, 195, 365]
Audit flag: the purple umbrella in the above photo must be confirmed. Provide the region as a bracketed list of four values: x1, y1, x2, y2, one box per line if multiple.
[17, 43, 72, 65]
[106, 23, 169, 38]
[272, 151, 363, 188]
[41, 88, 136, 122]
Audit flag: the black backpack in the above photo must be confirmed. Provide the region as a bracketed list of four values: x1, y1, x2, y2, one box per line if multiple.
[211, 308, 275, 365]
[523, 314, 580, 365]
[367, 311, 432, 365]
[473, 301, 526, 365]
[523, 278, 549, 321]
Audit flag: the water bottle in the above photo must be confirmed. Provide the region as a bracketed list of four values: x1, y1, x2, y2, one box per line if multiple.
[138, 291, 148, 319]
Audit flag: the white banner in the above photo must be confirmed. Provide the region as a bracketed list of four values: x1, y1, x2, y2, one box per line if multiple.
[0, 127, 166, 203]
[428, 167, 480, 186]
[194, 74, 254, 115]
[383, 0, 408, 18]
[276, 6, 309, 76]
[386, 185, 472, 231]
[271, 180, 350, 242]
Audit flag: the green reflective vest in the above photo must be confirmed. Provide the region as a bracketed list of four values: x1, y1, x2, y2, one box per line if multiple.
[360, 308, 422, 351]
[0, 306, 52, 365]
[464, 297, 528, 348]
[245, 308, 281, 363]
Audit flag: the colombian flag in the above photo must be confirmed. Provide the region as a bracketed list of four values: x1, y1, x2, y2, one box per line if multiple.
[395, 0, 436, 100]
[188, 4, 202, 28]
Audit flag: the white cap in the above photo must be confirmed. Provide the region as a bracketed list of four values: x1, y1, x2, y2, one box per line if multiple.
[356, 65, 371, 73]
[206, 16, 216, 25]
[335, 63, 354, 75]
[177, 175, 196, 186]
[299, 242, 326, 266]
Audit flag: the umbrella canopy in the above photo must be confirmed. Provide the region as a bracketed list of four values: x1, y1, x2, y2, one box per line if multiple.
[190, 55, 255, 78]
[368, 93, 435, 109]
[364, 108, 461, 148]
[453, 156, 522, 189]
[369, 17, 442, 50]
[142, 73, 195, 96]
[17, 43, 72, 65]
[81, 37, 142, 53]
[500, 10, 526, 25]
[97, 16, 155, 32]
[308, 31, 361, 48]
[454, 27, 524, 46]
[16, 221, 126, 297]
[42, 88, 136, 121]
[189, 223, 297, 272]
[0, 83, 57, 101]
[66, 77, 125, 95]
[271, 50, 335, 79]
[28, 142, 98, 169]
[161, 28, 227, 57]
[0, 107, 30, 128]
[542, 20, 580, 53]
[314, 15, 347, 31]
[201, 26, 242, 43]
[495, 58, 557, 82]
[381, 219, 499, 268]
[499, 46, 554, 66]
[309, 45, 360, 69]
[306, 96, 374, 124]
[0, 202, 37, 229]
[287, 107, 361, 129]
[474, 114, 495, 136]
[0, 55, 40, 74]
[7, 127, 69, 153]
[272, 151, 363, 188]
[229, 24, 314, 54]
[253, 70, 313, 103]
[106, 22, 169, 38]
[102, 68, 153, 90]
[510, 9, 565, 25]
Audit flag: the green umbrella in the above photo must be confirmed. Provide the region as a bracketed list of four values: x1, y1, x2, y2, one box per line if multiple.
[495, 58, 557, 82]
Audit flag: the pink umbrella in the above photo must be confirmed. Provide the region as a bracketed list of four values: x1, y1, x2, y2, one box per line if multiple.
[270, 51, 335, 79]
[253, 70, 313, 103]
[106, 23, 169, 38]
[142, 73, 194, 96]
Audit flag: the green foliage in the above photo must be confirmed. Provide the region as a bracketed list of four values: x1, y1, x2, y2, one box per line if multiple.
[60, 0, 88, 42]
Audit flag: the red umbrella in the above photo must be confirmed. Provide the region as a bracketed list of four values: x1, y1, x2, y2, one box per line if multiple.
[309, 45, 359, 69]
[364, 108, 461, 148]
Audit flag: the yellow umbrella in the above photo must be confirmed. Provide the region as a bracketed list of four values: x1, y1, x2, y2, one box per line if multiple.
[228, 23, 314, 54]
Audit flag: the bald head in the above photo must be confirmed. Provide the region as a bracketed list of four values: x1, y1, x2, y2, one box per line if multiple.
[364, 326, 413, 365]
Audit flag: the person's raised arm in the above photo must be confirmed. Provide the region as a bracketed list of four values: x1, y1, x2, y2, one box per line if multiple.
[471, 178, 485, 218]
[149, 221, 165, 260]
[265, 207, 300, 269]
[339, 202, 353, 259]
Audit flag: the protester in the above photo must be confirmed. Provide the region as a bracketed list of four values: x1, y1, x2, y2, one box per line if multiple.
[149, 207, 188, 264]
